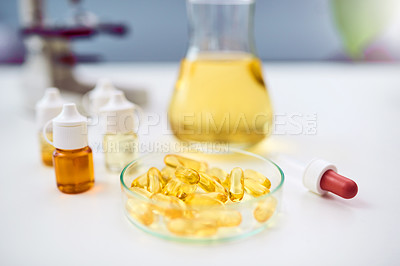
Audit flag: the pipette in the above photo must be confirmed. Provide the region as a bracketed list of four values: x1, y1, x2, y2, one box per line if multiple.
[276, 156, 358, 199]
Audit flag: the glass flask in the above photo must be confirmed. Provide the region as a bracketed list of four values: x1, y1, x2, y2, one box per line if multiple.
[168, 0, 273, 147]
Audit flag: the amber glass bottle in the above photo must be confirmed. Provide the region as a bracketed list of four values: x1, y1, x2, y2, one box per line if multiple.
[53, 147, 94, 193]
[50, 103, 95, 194]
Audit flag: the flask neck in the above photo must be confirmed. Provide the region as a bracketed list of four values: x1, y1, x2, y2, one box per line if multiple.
[186, 0, 256, 60]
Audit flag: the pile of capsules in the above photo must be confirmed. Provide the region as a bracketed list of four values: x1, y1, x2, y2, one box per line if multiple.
[126, 154, 277, 237]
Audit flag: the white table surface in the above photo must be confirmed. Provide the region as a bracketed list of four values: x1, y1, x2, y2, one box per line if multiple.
[1, 62, 399, 265]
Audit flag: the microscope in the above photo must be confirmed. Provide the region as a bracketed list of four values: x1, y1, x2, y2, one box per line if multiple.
[19, 0, 146, 109]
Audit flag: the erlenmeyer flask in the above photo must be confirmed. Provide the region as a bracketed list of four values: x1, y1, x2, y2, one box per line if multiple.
[168, 0, 273, 146]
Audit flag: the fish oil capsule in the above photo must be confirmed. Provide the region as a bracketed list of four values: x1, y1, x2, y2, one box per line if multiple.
[161, 166, 175, 183]
[147, 167, 163, 193]
[198, 172, 216, 192]
[166, 218, 218, 237]
[162, 179, 180, 197]
[198, 172, 228, 195]
[228, 167, 245, 202]
[207, 167, 229, 187]
[253, 196, 277, 223]
[185, 193, 225, 209]
[196, 209, 242, 227]
[162, 179, 197, 199]
[244, 169, 271, 189]
[210, 175, 222, 184]
[244, 178, 270, 197]
[126, 199, 154, 226]
[213, 180, 228, 195]
[206, 174, 223, 186]
[150, 193, 186, 219]
[131, 173, 148, 189]
[164, 154, 208, 172]
[129, 187, 153, 199]
[206, 192, 228, 203]
[175, 166, 200, 184]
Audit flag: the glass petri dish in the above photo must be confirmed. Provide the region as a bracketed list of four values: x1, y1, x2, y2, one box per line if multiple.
[120, 145, 284, 243]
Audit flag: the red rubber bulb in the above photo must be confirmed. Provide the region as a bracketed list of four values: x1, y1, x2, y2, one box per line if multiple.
[320, 170, 358, 199]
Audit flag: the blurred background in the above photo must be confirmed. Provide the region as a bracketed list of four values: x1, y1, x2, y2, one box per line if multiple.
[1, 0, 399, 64]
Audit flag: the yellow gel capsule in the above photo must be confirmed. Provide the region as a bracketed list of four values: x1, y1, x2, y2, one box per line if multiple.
[244, 178, 270, 197]
[244, 169, 271, 189]
[196, 209, 242, 227]
[206, 192, 228, 203]
[126, 199, 154, 226]
[162, 178, 197, 199]
[207, 167, 229, 186]
[131, 173, 148, 189]
[198, 172, 216, 192]
[198, 172, 228, 195]
[253, 196, 278, 223]
[213, 180, 228, 195]
[161, 166, 175, 183]
[185, 193, 225, 209]
[147, 167, 163, 193]
[129, 187, 153, 199]
[207, 174, 222, 185]
[150, 193, 186, 219]
[164, 154, 208, 172]
[166, 218, 218, 237]
[228, 167, 244, 202]
[175, 166, 200, 185]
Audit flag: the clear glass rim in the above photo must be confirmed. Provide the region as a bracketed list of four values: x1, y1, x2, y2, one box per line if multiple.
[120, 145, 284, 206]
[125, 210, 271, 243]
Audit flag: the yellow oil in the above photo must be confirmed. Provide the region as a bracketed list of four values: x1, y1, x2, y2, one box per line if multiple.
[53, 146, 95, 194]
[169, 53, 273, 146]
[103, 132, 137, 172]
[39, 132, 54, 166]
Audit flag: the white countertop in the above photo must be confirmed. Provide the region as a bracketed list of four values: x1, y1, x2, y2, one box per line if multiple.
[1, 62, 399, 265]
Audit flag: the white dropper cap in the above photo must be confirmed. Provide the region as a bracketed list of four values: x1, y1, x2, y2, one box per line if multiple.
[100, 90, 135, 134]
[88, 78, 116, 114]
[35, 87, 64, 131]
[53, 103, 88, 150]
[275, 155, 358, 199]
[303, 159, 337, 195]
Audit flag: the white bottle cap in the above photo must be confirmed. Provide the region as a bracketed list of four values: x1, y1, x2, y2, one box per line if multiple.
[88, 78, 116, 114]
[53, 103, 88, 150]
[302, 159, 337, 195]
[100, 90, 135, 134]
[35, 87, 64, 131]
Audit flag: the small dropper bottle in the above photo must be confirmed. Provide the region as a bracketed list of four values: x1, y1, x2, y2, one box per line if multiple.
[84, 78, 116, 150]
[52, 103, 95, 194]
[100, 90, 138, 172]
[35, 88, 64, 166]
[86, 78, 116, 115]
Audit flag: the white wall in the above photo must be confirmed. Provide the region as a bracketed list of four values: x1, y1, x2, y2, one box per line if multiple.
[0, 0, 343, 62]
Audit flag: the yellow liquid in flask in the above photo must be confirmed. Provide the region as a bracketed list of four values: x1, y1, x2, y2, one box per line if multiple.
[169, 54, 273, 146]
